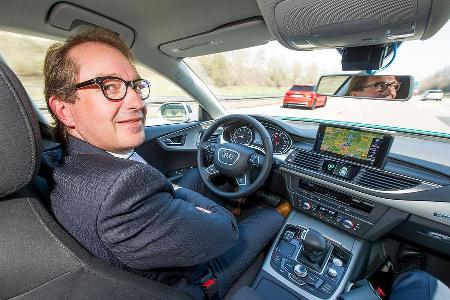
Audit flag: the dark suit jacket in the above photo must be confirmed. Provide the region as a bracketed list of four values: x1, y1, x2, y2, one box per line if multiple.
[50, 136, 238, 283]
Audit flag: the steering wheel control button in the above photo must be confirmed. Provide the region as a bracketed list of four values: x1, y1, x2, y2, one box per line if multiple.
[327, 267, 337, 278]
[236, 175, 247, 185]
[332, 258, 343, 267]
[206, 165, 219, 175]
[294, 264, 308, 278]
[248, 153, 265, 166]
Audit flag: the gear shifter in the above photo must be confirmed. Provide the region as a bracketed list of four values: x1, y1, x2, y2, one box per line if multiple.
[300, 229, 329, 271]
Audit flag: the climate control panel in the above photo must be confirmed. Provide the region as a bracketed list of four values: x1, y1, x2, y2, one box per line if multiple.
[287, 177, 377, 236]
[295, 189, 373, 235]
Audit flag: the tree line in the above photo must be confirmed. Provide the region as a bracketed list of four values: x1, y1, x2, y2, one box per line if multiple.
[419, 66, 450, 92]
[189, 50, 334, 89]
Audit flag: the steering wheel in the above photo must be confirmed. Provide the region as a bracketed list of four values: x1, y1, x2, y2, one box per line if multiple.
[197, 114, 273, 199]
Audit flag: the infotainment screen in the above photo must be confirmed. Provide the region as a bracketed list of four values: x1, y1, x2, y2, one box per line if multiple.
[315, 124, 393, 167]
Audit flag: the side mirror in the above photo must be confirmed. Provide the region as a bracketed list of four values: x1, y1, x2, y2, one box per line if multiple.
[159, 102, 193, 122]
[316, 74, 414, 101]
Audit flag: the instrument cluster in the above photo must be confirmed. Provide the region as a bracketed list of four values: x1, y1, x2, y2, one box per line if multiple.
[225, 123, 293, 154]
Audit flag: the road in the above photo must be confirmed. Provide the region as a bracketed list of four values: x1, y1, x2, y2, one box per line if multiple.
[224, 96, 450, 134]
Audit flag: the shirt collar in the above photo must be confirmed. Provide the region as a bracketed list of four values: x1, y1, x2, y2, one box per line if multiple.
[107, 150, 134, 160]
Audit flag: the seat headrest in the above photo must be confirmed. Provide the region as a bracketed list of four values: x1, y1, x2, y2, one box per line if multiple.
[0, 58, 41, 197]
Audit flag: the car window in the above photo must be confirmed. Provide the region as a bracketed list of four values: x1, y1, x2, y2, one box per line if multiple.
[0, 31, 199, 126]
[135, 65, 199, 125]
[291, 85, 314, 91]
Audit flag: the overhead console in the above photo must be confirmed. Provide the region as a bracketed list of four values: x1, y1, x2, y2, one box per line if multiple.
[256, 0, 450, 50]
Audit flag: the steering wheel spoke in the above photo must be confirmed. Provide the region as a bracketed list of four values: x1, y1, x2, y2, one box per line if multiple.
[235, 172, 251, 191]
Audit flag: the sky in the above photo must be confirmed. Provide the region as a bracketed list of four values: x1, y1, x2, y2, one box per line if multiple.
[260, 20, 450, 81]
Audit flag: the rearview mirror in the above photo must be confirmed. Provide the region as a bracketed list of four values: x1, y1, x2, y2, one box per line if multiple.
[159, 102, 193, 122]
[316, 75, 414, 100]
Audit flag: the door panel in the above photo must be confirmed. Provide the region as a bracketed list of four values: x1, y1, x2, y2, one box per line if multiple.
[136, 122, 206, 179]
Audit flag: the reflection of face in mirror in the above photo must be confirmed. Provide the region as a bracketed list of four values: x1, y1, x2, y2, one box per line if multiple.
[346, 76, 401, 100]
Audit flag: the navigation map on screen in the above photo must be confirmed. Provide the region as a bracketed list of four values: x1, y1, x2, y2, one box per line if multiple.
[320, 127, 384, 162]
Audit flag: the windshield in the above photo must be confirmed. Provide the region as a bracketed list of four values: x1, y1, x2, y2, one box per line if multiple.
[185, 21, 450, 137]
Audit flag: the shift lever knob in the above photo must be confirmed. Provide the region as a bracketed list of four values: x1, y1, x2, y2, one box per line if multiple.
[302, 229, 327, 263]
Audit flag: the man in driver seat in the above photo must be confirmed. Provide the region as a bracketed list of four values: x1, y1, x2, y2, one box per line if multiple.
[44, 27, 285, 299]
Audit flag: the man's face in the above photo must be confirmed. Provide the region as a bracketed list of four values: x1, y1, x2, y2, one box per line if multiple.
[351, 76, 398, 100]
[65, 42, 147, 153]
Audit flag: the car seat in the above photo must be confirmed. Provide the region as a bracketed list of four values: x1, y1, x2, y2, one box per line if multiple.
[0, 56, 191, 299]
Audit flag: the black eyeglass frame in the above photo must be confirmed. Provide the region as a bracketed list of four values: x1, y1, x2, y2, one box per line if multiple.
[362, 81, 401, 92]
[75, 76, 151, 101]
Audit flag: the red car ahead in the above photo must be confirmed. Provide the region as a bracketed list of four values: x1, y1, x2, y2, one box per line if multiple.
[282, 84, 327, 109]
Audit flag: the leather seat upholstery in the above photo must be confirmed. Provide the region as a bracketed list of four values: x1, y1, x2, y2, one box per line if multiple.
[0, 57, 191, 299]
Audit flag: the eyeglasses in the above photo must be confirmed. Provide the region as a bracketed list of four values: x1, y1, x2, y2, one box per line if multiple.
[362, 81, 401, 92]
[75, 76, 151, 101]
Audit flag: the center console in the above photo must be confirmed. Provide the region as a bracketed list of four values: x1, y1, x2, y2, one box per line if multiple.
[270, 226, 351, 298]
[245, 124, 403, 299]
[251, 212, 368, 300]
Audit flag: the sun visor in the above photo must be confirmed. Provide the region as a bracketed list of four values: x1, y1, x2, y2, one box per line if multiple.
[256, 0, 450, 50]
[48, 3, 135, 48]
[160, 19, 273, 58]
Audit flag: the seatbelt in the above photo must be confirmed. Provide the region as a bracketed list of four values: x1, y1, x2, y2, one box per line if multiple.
[195, 269, 219, 300]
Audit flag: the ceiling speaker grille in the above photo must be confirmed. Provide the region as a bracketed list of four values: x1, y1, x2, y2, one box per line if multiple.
[284, 0, 416, 37]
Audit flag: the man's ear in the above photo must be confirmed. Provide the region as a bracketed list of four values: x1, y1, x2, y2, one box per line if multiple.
[48, 96, 76, 127]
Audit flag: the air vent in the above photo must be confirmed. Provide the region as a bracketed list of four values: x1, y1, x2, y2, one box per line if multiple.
[356, 169, 421, 191]
[207, 133, 219, 144]
[287, 150, 322, 171]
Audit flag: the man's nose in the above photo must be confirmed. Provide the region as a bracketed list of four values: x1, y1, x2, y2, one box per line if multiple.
[387, 85, 397, 96]
[124, 86, 145, 110]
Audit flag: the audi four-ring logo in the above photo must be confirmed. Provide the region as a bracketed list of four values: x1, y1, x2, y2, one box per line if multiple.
[218, 148, 239, 165]
[223, 152, 234, 160]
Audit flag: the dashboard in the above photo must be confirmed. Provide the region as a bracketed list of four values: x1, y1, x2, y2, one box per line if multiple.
[156, 115, 450, 254]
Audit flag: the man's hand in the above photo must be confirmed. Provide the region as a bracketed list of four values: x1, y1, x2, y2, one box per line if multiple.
[196, 207, 212, 214]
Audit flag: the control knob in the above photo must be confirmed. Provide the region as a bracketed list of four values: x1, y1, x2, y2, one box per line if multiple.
[328, 267, 337, 278]
[342, 219, 355, 229]
[302, 202, 312, 211]
[332, 258, 343, 267]
[294, 264, 308, 278]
